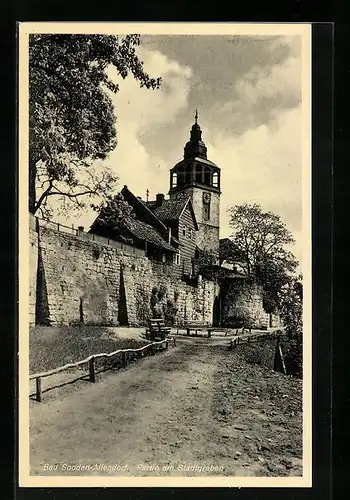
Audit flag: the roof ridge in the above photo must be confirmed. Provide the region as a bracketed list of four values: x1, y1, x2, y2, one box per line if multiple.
[121, 186, 169, 233]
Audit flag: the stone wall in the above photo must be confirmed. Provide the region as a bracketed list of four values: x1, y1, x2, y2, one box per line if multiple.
[196, 222, 220, 257]
[29, 222, 220, 327]
[30, 220, 268, 329]
[221, 279, 269, 329]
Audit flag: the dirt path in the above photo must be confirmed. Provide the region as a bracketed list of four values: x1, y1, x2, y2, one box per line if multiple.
[30, 339, 302, 477]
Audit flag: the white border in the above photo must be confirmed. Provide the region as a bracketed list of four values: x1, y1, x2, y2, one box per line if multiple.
[18, 22, 312, 488]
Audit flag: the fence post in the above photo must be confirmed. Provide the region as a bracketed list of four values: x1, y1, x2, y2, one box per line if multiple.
[36, 377, 42, 402]
[165, 340, 168, 350]
[230, 339, 233, 350]
[89, 357, 96, 383]
[279, 345, 287, 375]
[208, 329, 211, 338]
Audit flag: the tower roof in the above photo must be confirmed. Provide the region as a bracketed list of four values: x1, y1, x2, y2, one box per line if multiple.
[169, 112, 220, 194]
[184, 109, 207, 160]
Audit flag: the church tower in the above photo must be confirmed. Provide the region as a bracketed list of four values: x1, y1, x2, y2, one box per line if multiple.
[169, 111, 221, 258]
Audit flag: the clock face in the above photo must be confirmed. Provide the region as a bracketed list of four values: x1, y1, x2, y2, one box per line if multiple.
[203, 191, 211, 204]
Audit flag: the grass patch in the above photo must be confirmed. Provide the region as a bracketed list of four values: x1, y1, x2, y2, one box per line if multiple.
[29, 325, 148, 374]
[236, 339, 277, 370]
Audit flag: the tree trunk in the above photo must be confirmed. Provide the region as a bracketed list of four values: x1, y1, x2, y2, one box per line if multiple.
[29, 159, 37, 214]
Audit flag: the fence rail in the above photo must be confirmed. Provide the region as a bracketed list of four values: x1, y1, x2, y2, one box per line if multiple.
[229, 330, 284, 350]
[30, 337, 176, 402]
[29, 213, 145, 257]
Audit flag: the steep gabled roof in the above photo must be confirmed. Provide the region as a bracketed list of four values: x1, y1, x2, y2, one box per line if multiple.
[146, 197, 198, 230]
[89, 186, 179, 252]
[121, 186, 168, 234]
[125, 218, 176, 252]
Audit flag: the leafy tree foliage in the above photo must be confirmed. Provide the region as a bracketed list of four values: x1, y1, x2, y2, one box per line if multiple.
[29, 34, 161, 217]
[278, 275, 303, 377]
[221, 203, 298, 311]
[93, 193, 135, 229]
[89, 192, 136, 245]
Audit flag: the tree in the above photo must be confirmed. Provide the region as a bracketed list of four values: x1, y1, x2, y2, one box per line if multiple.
[222, 203, 298, 311]
[278, 274, 303, 377]
[93, 192, 135, 230]
[29, 34, 161, 217]
[89, 192, 136, 244]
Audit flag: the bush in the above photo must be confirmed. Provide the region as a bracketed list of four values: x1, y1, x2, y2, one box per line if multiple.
[150, 286, 179, 325]
[164, 299, 178, 326]
[283, 334, 302, 378]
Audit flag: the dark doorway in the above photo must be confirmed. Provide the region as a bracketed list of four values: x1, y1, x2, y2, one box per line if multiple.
[212, 295, 221, 326]
[118, 268, 129, 326]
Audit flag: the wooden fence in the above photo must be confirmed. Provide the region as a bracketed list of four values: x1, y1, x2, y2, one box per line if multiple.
[229, 330, 289, 375]
[30, 213, 145, 257]
[30, 337, 176, 402]
[229, 330, 283, 350]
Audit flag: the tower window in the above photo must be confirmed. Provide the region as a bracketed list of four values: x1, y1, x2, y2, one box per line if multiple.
[195, 163, 202, 183]
[184, 165, 192, 185]
[212, 171, 219, 187]
[172, 172, 177, 188]
[177, 166, 184, 186]
[204, 166, 211, 185]
[182, 225, 186, 237]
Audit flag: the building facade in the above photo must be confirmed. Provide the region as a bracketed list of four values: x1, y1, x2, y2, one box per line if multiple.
[169, 111, 221, 259]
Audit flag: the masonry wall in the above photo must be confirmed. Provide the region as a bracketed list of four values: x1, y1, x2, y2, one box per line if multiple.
[196, 223, 220, 257]
[221, 279, 270, 329]
[29, 222, 220, 327]
[192, 188, 220, 257]
[30, 220, 270, 329]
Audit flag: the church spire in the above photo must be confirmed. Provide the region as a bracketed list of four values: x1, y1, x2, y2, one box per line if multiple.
[184, 111, 207, 159]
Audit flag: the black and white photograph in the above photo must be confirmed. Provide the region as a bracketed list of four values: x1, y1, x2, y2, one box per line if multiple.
[18, 22, 312, 487]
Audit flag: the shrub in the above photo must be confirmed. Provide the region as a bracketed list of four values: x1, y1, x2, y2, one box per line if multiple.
[164, 299, 178, 326]
[149, 285, 179, 325]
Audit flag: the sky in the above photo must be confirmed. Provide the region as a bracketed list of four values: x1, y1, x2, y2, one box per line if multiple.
[51, 33, 306, 266]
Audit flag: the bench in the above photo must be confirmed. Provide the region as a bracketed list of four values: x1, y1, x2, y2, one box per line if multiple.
[184, 320, 211, 337]
[146, 318, 171, 341]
